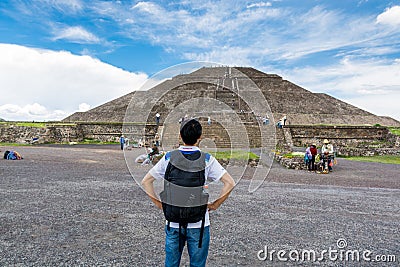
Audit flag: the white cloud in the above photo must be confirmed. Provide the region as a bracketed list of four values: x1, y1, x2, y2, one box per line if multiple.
[78, 103, 91, 112]
[278, 57, 400, 120]
[346, 92, 400, 120]
[0, 103, 67, 121]
[247, 2, 272, 9]
[52, 26, 100, 44]
[96, 2, 395, 66]
[376, 6, 400, 26]
[40, 0, 83, 13]
[184, 47, 254, 66]
[0, 43, 148, 121]
[98, 1, 283, 50]
[132, 2, 161, 14]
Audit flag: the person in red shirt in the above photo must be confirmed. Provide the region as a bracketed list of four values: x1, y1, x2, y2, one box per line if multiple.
[310, 143, 318, 171]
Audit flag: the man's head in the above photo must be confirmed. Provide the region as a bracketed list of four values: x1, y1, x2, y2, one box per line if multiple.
[180, 119, 202, 146]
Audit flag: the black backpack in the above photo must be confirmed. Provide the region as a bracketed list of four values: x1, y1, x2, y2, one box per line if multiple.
[160, 150, 210, 249]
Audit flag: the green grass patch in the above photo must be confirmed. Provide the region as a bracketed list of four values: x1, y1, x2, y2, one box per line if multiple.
[15, 122, 47, 127]
[0, 142, 31, 147]
[46, 123, 77, 127]
[210, 150, 259, 160]
[389, 127, 400, 136]
[345, 155, 400, 164]
[0, 122, 47, 128]
[0, 121, 79, 128]
[282, 151, 305, 158]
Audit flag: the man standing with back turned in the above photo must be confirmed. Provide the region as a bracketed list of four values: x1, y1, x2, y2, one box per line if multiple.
[142, 119, 235, 267]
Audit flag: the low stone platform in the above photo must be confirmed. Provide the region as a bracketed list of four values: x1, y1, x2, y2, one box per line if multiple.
[0, 145, 399, 266]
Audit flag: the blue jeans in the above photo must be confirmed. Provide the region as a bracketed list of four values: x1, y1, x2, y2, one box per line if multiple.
[165, 226, 210, 267]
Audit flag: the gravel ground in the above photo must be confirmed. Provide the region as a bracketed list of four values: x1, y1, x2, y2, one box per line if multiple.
[0, 145, 399, 266]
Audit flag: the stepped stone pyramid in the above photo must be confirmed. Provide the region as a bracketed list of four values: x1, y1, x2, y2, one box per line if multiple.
[63, 67, 399, 127]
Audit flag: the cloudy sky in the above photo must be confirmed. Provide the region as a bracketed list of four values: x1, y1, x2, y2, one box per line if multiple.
[0, 0, 399, 121]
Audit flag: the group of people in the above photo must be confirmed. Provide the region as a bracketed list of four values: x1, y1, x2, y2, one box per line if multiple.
[305, 139, 335, 172]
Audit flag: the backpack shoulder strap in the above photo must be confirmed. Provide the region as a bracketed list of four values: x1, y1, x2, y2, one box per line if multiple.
[204, 152, 211, 163]
[165, 151, 172, 161]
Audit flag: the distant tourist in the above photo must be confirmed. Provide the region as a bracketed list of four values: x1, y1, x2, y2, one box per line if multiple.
[277, 115, 287, 128]
[154, 133, 160, 147]
[321, 139, 334, 171]
[305, 143, 318, 171]
[138, 138, 144, 148]
[119, 135, 125, 150]
[310, 143, 318, 171]
[262, 114, 269, 125]
[207, 116, 212, 125]
[156, 112, 161, 125]
[305, 145, 312, 171]
[179, 114, 189, 124]
[125, 137, 130, 149]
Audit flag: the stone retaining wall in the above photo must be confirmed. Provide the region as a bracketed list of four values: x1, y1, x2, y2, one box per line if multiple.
[287, 125, 393, 147]
[0, 123, 127, 144]
[0, 125, 48, 143]
[1, 123, 399, 158]
[274, 154, 308, 170]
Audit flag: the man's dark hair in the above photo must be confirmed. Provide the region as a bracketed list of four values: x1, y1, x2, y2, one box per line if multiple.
[180, 119, 202, 145]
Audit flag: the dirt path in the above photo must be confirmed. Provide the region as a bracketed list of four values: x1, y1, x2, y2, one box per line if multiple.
[1, 145, 399, 266]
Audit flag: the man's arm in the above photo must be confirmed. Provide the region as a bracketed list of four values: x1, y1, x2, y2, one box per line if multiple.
[208, 172, 235, 211]
[141, 172, 162, 209]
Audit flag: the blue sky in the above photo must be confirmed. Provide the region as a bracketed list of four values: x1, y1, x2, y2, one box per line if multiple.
[0, 0, 399, 121]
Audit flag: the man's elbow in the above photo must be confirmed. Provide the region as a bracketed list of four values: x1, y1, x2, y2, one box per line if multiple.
[227, 179, 235, 190]
[141, 173, 152, 187]
[224, 174, 236, 189]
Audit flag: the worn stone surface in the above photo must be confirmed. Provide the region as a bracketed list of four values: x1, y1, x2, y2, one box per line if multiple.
[0, 145, 399, 266]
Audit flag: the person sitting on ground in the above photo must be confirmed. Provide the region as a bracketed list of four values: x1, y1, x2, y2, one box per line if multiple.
[149, 144, 159, 158]
[141, 145, 159, 166]
[4, 150, 23, 160]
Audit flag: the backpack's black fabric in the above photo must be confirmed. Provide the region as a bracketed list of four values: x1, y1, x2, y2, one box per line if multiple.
[160, 150, 209, 224]
[160, 149, 209, 249]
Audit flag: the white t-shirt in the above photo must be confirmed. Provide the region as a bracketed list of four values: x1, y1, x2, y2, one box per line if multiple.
[149, 145, 226, 228]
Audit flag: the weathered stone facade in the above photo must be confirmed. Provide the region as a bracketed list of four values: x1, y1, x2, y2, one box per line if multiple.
[279, 125, 399, 157]
[64, 67, 400, 127]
